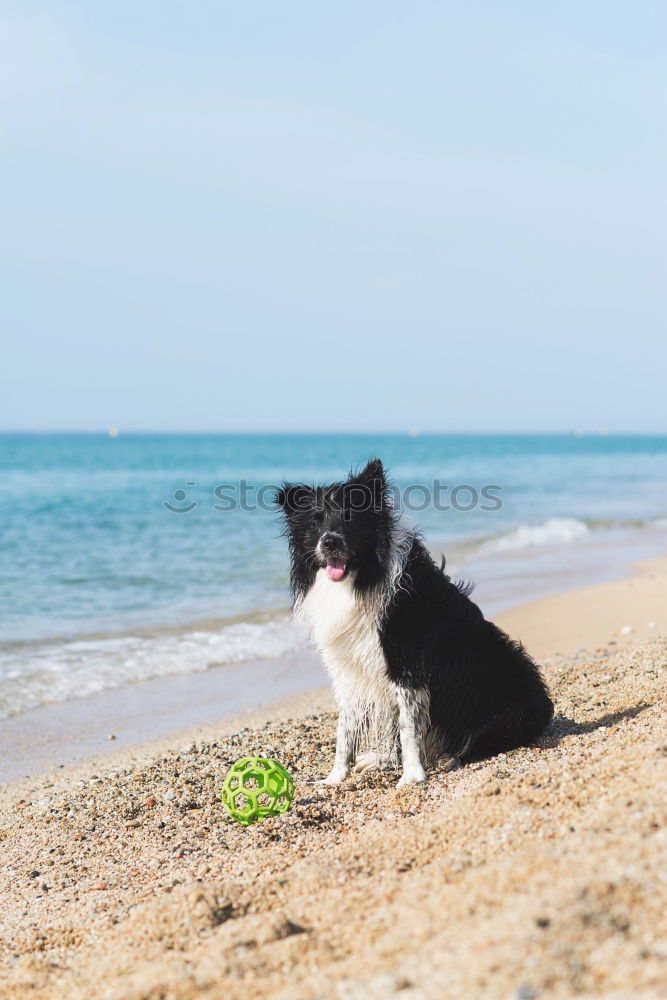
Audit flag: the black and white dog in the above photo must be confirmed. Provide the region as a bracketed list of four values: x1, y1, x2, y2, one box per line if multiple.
[276, 459, 553, 786]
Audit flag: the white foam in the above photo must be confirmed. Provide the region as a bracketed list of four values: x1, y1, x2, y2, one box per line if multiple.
[0, 617, 307, 719]
[480, 517, 590, 555]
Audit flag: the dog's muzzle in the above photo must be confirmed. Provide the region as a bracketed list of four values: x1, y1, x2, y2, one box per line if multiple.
[317, 532, 350, 582]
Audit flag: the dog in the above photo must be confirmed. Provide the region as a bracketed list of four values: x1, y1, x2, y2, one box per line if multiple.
[276, 458, 554, 786]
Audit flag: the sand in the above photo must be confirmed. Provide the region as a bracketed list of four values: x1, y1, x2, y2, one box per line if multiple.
[0, 557, 666, 999]
[496, 553, 667, 660]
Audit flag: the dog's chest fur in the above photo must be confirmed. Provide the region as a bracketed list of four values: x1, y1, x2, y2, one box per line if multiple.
[298, 569, 394, 709]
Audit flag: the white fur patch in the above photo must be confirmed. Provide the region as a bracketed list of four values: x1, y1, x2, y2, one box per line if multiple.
[294, 528, 414, 766]
[299, 570, 391, 699]
[298, 569, 397, 752]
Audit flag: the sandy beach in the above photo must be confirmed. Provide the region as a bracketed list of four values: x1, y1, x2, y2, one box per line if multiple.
[1, 556, 665, 999]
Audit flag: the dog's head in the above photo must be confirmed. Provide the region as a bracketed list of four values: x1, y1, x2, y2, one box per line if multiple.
[275, 458, 395, 594]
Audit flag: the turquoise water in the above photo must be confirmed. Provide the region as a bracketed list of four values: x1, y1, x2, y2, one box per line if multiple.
[2, 433, 667, 717]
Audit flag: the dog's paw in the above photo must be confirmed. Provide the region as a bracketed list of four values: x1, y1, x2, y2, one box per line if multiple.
[317, 767, 348, 785]
[352, 751, 389, 773]
[396, 765, 427, 787]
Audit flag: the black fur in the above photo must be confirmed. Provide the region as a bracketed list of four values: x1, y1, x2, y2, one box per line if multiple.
[379, 534, 554, 759]
[276, 458, 554, 765]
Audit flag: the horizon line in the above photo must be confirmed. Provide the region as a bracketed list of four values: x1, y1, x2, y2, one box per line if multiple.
[1, 428, 667, 437]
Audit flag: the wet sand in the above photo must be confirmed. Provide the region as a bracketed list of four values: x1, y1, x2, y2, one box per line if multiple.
[496, 552, 667, 660]
[0, 649, 327, 785]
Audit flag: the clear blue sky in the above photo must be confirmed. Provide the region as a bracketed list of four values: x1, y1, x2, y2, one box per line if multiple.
[1, 1, 665, 432]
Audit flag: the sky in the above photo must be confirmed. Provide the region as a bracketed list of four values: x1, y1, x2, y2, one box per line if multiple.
[1, 1, 665, 433]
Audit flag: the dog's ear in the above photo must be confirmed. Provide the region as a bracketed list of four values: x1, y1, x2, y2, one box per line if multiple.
[274, 483, 314, 512]
[350, 458, 390, 511]
[357, 458, 385, 485]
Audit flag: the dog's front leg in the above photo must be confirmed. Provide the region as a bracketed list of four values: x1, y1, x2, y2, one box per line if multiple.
[319, 705, 360, 784]
[395, 686, 428, 786]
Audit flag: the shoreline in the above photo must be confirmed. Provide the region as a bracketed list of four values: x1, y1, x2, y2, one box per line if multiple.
[2, 548, 665, 788]
[0, 649, 328, 787]
[3, 519, 665, 721]
[496, 550, 667, 659]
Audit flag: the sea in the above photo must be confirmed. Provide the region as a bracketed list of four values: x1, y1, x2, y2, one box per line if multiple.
[1, 432, 666, 721]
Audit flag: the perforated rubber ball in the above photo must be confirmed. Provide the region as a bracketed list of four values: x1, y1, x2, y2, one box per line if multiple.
[220, 757, 294, 825]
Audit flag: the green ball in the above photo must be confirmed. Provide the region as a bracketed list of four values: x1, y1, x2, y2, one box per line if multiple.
[220, 757, 294, 826]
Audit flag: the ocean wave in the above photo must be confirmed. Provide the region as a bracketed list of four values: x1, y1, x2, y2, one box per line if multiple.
[0, 616, 307, 720]
[479, 517, 590, 555]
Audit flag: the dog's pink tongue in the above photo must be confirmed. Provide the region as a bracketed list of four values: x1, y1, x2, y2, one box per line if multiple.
[326, 558, 346, 581]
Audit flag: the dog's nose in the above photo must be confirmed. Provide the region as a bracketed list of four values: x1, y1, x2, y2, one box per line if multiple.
[319, 532, 343, 553]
